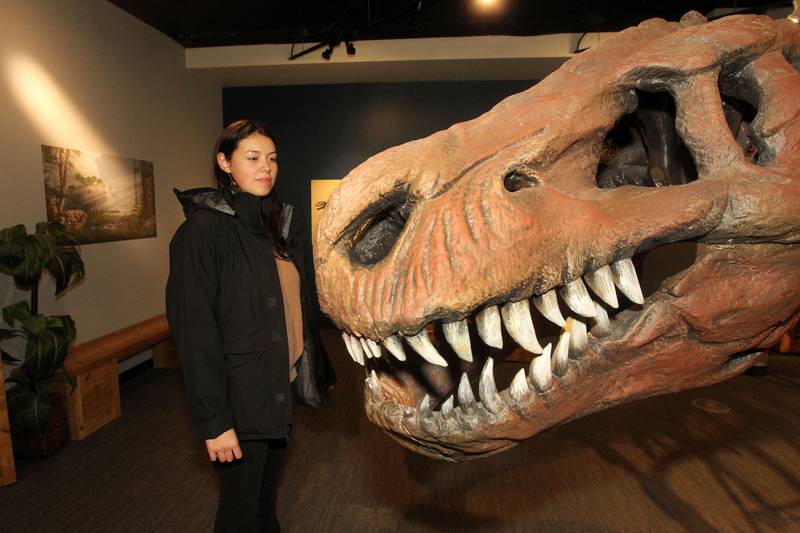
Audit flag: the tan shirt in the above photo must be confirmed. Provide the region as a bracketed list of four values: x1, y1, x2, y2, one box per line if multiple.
[275, 256, 304, 381]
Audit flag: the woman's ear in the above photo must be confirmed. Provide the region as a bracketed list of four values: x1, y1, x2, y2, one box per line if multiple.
[216, 152, 230, 173]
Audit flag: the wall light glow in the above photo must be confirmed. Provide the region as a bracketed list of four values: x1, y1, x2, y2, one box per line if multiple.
[4, 52, 109, 152]
[474, 0, 504, 13]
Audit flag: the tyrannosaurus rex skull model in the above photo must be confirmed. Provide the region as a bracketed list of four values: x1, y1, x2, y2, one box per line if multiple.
[313, 12, 800, 461]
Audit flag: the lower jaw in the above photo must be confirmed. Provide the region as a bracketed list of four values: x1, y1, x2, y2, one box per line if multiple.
[362, 242, 800, 461]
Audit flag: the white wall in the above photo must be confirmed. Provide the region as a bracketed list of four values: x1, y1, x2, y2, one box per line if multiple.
[0, 0, 221, 350]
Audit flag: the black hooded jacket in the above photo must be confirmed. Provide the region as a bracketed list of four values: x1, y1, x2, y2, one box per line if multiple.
[166, 187, 335, 442]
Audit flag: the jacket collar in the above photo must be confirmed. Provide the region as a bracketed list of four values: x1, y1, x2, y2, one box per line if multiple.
[173, 186, 265, 235]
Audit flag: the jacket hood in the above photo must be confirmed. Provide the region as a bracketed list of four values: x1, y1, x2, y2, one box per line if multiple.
[173, 187, 235, 218]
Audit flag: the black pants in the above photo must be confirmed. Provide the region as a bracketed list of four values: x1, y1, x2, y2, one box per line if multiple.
[213, 438, 288, 533]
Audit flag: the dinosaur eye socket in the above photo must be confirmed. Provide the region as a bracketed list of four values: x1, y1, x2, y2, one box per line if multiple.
[348, 195, 412, 266]
[503, 171, 538, 192]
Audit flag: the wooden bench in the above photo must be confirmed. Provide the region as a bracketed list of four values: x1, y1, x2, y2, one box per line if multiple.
[61, 314, 178, 440]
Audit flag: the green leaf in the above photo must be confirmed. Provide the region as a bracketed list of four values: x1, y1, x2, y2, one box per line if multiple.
[0, 224, 27, 275]
[6, 387, 51, 433]
[3, 301, 32, 326]
[5, 374, 30, 386]
[23, 333, 58, 381]
[49, 315, 76, 344]
[35, 221, 66, 240]
[1, 348, 22, 363]
[13, 239, 45, 288]
[0, 328, 24, 341]
[21, 314, 48, 337]
[46, 246, 85, 294]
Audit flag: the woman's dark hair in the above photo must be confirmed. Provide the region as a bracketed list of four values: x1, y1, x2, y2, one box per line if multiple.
[214, 119, 290, 259]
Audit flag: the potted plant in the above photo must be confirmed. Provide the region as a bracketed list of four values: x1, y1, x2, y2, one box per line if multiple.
[0, 221, 84, 457]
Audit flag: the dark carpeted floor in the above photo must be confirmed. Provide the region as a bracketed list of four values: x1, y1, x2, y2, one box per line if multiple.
[2, 330, 799, 532]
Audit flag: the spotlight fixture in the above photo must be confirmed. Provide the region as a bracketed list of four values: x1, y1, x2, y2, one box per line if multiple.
[321, 44, 333, 60]
[346, 41, 356, 55]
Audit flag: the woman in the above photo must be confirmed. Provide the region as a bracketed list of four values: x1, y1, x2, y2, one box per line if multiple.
[166, 119, 335, 532]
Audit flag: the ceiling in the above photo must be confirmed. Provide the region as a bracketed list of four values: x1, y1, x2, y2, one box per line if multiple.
[107, 0, 794, 49]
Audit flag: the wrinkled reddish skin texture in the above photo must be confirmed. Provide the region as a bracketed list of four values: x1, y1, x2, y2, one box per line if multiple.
[314, 13, 800, 460]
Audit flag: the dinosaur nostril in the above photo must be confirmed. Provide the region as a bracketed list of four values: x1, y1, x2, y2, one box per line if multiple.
[503, 172, 537, 192]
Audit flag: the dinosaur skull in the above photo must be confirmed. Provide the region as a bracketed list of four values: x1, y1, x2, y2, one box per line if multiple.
[313, 13, 800, 461]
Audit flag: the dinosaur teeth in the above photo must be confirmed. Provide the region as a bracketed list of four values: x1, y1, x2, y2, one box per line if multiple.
[500, 299, 544, 354]
[509, 368, 529, 403]
[583, 264, 619, 308]
[532, 289, 566, 327]
[366, 338, 382, 359]
[367, 369, 382, 399]
[341, 332, 355, 363]
[566, 317, 588, 355]
[342, 333, 365, 365]
[610, 258, 644, 304]
[359, 337, 374, 359]
[419, 394, 432, 417]
[591, 301, 612, 337]
[559, 278, 597, 318]
[458, 372, 477, 409]
[478, 357, 505, 414]
[404, 329, 448, 367]
[382, 335, 407, 361]
[553, 330, 570, 376]
[476, 305, 503, 348]
[440, 395, 454, 417]
[529, 343, 553, 392]
[442, 319, 473, 362]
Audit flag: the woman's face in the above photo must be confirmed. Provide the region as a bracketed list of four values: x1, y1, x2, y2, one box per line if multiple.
[217, 133, 278, 197]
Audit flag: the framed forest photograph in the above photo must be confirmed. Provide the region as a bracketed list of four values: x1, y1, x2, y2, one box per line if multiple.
[42, 145, 156, 244]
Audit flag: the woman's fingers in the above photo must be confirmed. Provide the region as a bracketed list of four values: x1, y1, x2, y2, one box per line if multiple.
[233, 445, 243, 460]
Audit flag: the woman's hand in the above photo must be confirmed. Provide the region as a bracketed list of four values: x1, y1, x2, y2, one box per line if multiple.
[205, 428, 243, 462]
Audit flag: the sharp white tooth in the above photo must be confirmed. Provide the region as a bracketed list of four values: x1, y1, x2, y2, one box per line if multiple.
[529, 343, 552, 392]
[478, 357, 505, 414]
[610, 258, 644, 304]
[553, 331, 570, 375]
[566, 317, 588, 355]
[458, 372, 476, 409]
[476, 305, 503, 348]
[404, 329, 448, 367]
[533, 290, 566, 327]
[345, 333, 365, 365]
[442, 320, 473, 362]
[419, 394, 432, 417]
[359, 338, 373, 359]
[342, 332, 357, 363]
[509, 368, 529, 403]
[559, 278, 597, 318]
[592, 302, 611, 337]
[584, 265, 619, 308]
[500, 300, 544, 354]
[441, 395, 454, 417]
[367, 369, 382, 399]
[366, 338, 382, 359]
[382, 335, 407, 361]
